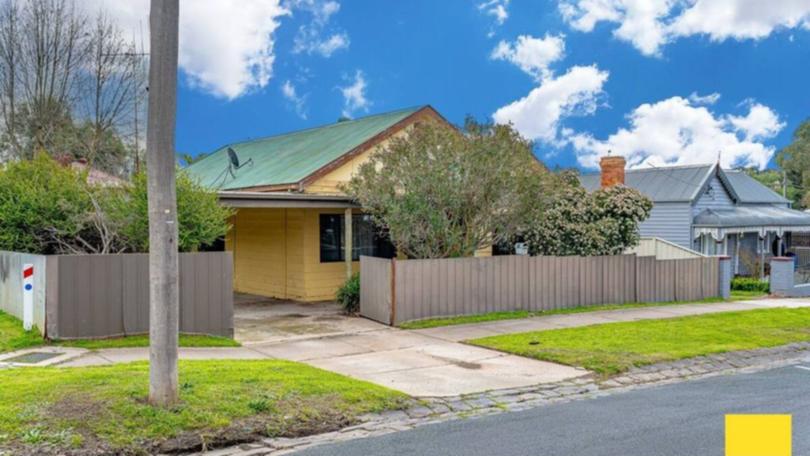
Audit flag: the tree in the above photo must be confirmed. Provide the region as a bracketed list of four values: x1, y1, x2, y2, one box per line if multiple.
[146, 0, 179, 407]
[109, 170, 232, 252]
[344, 119, 556, 259]
[0, 0, 144, 174]
[776, 119, 810, 209]
[522, 172, 653, 256]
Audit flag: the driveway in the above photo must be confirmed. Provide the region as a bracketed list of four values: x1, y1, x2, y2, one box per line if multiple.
[234, 294, 586, 397]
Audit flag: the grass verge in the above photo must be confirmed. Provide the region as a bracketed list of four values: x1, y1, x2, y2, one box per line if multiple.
[399, 291, 767, 330]
[468, 308, 810, 376]
[1, 311, 240, 353]
[0, 360, 408, 454]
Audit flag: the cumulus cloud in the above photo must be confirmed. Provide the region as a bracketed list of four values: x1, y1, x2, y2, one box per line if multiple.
[559, 0, 810, 56]
[339, 70, 370, 118]
[281, 80, 308, 119]
[492, 65, 609, 144]
[290, 0, 350, 57]
[568, 96, 785, 170]
[490, 34, 566, 80]
[80, 0, 289, 99]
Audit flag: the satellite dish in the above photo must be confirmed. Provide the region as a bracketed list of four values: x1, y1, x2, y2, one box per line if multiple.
[225, 147, 253, 178]
[228, 147, 240, 168]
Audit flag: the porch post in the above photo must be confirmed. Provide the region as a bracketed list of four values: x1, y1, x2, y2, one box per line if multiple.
[759, 235, 766, 279]
[344, 208, 353, 279]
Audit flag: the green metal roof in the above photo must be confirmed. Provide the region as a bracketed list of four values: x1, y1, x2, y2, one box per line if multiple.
[186, 106, 425, 190]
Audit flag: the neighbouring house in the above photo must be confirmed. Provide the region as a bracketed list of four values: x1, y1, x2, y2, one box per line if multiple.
[186, 105, 488, 301]
[579, 156, 810, 276]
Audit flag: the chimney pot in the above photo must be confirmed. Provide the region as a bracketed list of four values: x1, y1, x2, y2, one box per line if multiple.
[600, 155, 626, 188]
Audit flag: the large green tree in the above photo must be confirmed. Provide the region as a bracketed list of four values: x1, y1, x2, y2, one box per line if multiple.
[776, 119, 810, 208]
[344, 119, 556, 259]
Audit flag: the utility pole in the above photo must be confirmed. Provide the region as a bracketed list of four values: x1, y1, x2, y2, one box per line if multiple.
[147, 0, 180, 406]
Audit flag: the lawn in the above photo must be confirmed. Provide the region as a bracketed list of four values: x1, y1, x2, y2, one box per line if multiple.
[469, 308, 810, 376]
[0, 360, 408, 454]
[0, 311, 240, 353]
[398, 294, 765, 330]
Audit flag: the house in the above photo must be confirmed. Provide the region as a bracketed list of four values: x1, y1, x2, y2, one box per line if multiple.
[186, 105, 486, 301]
[579, 156, 810, 276]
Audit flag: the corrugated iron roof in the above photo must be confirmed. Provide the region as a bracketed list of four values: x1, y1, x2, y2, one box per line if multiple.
[693, 206, 810, 228]
[578, 164, 790, 205]
[186, 106, 425, 190]
[578, 164, 714, 202]
[722, 170, 790, 204]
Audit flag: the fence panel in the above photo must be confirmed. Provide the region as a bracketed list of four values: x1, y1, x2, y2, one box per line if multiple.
[360, 254, 723, 325]
[46, 252, 233, 339]
[359, 256, 392, 324]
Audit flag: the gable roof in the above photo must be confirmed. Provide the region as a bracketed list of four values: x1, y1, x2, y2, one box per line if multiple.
[577, 163, 790, 205]
[186, 105, 441, 191]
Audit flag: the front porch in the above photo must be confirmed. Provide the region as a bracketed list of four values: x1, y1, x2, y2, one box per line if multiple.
[693, 206, 810, 278]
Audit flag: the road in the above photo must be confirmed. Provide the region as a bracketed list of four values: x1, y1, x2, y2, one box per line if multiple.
[296, 364, 810, 456]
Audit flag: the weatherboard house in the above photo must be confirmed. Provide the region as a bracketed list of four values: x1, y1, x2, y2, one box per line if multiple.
[186, 106, 478, 301]
[579, 156, 810, 275]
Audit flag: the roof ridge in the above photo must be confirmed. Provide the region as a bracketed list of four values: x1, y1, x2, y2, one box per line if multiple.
[218, 105, 426, 150]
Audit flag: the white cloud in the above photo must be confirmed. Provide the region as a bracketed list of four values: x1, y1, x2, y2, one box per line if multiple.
[80, 0, 289, 99]
[479, 0, 510, 26]
[490, 34, 566, 80]
[290, 0, 350, 57]
[492, 65, 609, 144]
[568, 96, 784, 170]
[688, 91, 721, 105]
[281, 80, 308, 119]
[559, 0, 810, 56]
[339, 70, 370, 118]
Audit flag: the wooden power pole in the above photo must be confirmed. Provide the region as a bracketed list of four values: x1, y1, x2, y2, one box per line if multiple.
[147, 0, 180, 406]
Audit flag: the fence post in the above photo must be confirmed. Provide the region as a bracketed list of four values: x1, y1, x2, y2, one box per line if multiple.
[717, 256, 731, 299]
[769, 257, 795, 296]
[390, 257, 397, 326]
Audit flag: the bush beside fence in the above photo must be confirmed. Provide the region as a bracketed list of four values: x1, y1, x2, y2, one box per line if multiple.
[360, 254, 729, 326]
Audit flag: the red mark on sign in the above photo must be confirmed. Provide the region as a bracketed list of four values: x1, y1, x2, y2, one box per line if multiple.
[23, 267, 33, 278]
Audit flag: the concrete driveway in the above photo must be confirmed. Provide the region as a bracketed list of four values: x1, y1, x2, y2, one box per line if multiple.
[234, 294, 586, 397]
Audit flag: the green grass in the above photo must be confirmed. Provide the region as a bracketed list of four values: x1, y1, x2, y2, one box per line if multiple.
[0, 311, 240, 353]
[469, 308, 810, 376]
[399, 291, 767, 330]
[0, 312, 43, 353]
[56, 334, 241, 349]
[0, 360, 407, 453]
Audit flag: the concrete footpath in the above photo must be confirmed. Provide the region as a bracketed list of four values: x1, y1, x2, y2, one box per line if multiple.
[55, 298, 810, 397]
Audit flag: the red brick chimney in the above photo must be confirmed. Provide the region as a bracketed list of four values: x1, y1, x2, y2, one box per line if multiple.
[600, 155, 626, 188]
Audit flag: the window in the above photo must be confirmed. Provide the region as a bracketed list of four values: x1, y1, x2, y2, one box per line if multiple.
[319, 214, 396, 262]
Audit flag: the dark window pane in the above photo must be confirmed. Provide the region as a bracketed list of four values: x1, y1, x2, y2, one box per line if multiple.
[320, 214, 343, 262]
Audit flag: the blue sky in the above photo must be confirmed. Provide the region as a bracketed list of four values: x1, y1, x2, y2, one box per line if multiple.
[99, 0, 810, 170]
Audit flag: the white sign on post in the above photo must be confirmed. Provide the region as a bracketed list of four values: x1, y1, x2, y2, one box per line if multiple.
[22, 263, 33, 331]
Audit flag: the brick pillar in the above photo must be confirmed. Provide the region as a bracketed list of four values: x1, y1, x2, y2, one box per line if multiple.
[600, 156, 626, 188]
[769, 257, 794, 296]
[717, 256, 731, 300]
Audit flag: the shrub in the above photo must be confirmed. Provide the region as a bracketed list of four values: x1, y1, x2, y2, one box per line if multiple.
[336, 273, 360, 314]
[731, 277, 770, 293]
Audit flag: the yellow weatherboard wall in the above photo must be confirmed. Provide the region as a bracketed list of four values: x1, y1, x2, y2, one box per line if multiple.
[227, 207, 360, 302]
[726, 414, 791, 456]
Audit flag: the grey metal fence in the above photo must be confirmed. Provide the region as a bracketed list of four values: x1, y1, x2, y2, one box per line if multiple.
[45, 252, 233, 339]
[361, 254, 726, 326]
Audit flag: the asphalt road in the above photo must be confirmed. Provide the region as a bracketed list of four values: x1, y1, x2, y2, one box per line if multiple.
[296, 364, 810, 456]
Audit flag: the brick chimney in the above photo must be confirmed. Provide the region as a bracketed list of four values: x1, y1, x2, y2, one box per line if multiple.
[600, 155, 626, 188]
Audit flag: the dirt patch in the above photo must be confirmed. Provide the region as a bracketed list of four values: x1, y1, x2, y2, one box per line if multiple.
[154, 395, 358, 454]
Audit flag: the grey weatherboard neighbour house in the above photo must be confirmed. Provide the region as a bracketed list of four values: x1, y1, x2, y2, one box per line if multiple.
[579, 162, 810, 276]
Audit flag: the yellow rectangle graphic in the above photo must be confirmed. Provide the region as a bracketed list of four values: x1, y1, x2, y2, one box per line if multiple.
[726, 414, 791, 456]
